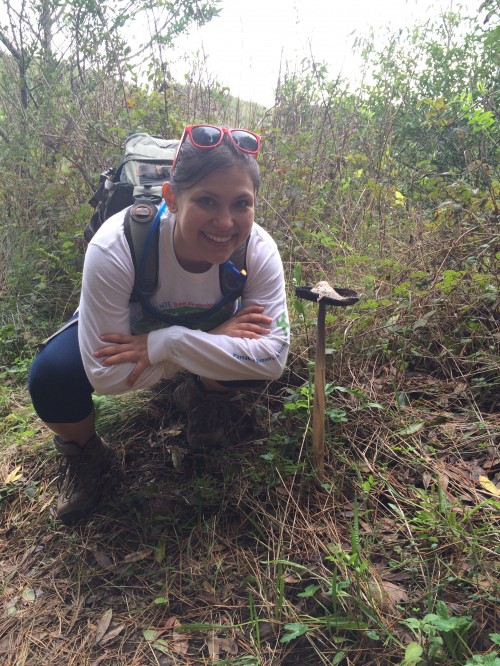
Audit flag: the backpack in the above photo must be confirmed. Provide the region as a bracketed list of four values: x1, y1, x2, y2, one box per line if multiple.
[85, 132, 179, 242]
[85, 133, 248, 326]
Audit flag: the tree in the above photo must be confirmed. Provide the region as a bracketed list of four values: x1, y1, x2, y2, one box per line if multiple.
[0, 0, 220, 112]
[0, 0, 221, 333]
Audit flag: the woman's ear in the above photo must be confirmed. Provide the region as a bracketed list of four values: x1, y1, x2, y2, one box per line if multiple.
[162, 182, 178, 213]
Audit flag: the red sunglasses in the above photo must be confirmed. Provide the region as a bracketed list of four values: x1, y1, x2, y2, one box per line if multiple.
[171, 124, 261, 174]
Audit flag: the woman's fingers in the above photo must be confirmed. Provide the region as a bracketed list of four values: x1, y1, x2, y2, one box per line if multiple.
[98, 351, 135, 365]
[94, 333, 149, 358]
[239, 324, 271, 334]
[238, 315, 272, 325]
[93, 334, 151, 387]
[94, 344, 124, 358]
[99, 333, 134, 343]
[90, 332, 150, 386]
[236, 305, 265, 315]
[210, 321, 271, 338]
[234, 306, 272, 324]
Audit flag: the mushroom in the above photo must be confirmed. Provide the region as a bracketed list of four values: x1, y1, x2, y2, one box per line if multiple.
[294, 282, 359, 480]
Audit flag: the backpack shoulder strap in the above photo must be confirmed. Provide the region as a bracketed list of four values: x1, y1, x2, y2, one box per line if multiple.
[123, 199, 160, 302]
[124, 208, 248, 317]
[219, 237, 249, 298]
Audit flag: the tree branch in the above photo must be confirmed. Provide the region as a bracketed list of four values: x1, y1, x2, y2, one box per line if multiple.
[0, 29, 21, 61]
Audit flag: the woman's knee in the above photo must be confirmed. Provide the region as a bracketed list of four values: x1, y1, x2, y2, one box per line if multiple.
[29, 344, 75, 399]
[28, 324, 94, 422]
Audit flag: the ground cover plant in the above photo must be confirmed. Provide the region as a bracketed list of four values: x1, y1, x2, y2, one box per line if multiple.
[0, 1, 498, 664]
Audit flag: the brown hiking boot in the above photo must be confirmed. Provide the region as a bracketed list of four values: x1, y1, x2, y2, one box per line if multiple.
[55, 434, 116, 525]
[173, 376, 227, 450]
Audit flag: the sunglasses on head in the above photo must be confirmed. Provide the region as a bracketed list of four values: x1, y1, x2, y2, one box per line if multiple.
[171, 124, 261, 174]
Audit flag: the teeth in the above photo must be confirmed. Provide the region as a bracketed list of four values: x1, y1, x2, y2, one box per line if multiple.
[204, 232, 232, 243]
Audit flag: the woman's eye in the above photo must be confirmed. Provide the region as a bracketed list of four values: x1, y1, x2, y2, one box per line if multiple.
[235, 199, 252, 209]
[198, 197, 216, 207]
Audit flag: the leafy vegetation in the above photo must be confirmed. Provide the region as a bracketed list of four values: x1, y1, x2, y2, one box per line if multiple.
[0, 1, 498, 664]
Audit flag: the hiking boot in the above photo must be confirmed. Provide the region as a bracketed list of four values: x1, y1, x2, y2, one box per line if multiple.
[55, 434, 116, 525]
[173, 376, 227, 450]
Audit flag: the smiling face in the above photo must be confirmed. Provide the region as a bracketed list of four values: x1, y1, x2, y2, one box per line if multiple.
[164, 164, 256, 272]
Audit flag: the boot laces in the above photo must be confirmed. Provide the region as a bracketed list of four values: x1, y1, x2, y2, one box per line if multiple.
[57, 451, 100, 499]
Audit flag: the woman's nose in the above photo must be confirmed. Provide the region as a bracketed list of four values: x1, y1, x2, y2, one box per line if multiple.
[213, 208, 233, 229]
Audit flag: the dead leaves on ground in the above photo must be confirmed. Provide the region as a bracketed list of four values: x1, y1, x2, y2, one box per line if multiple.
[93, 608, 125, 646]
[143, 617, 239, 661]
[92, 547, 153, 571]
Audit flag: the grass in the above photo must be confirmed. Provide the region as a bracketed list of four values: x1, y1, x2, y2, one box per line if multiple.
[1, 315, 498, 665]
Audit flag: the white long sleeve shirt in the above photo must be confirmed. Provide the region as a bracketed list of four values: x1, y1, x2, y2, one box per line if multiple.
[78, 209, 289, 395]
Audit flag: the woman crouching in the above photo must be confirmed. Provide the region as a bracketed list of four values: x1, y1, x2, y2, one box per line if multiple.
[29, 124, 290, 525]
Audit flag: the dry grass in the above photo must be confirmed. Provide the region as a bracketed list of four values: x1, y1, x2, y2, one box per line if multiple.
[1, 347, 498, 665]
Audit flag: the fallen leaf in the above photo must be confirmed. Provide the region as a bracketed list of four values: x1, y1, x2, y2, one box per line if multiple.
[150, 638, 171, 655]
[466, 460, 487, 483]
[100, 623, 125, 644]
[0, 636, 12, 653]
[398, 421, 425, 435]
[259, 623, 275, 640]
[172, 628, 189, 655]
[21, 588, 36, 603]
[368, 579, 408, 611]
[478, 475, 500, 497]
[170, 447, 185, 470]
[422, 472, 433, 490]
[4, 465, 24, 485]
[438, 473, 449, 493]
[219, 637, 238, 655]
[154, 617, 179, 638]
[382, 571, 413, 583]
[121, 549, 152, 564]
[483, 457, 500, 471]
[163, 427, 183, 437]
[93, 550, 114, 570]
[427, 413, 453, 426]
[94, 608, 113, 644]
[381, 580, 409, 604]
[359, 520, 373, 534]
[202, 580, 216, 595]
[451, 382, 467, 397]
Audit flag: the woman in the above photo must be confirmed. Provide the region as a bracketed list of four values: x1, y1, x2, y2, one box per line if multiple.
[29, 124, 290, 525]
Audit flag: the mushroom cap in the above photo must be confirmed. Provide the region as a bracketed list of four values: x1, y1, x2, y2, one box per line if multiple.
[295, 284, 359, 306]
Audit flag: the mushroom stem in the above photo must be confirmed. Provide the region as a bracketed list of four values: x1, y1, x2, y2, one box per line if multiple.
[313, 301, 326, 480]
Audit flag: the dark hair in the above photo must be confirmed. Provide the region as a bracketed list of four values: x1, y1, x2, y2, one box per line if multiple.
[171, 136, 260, 195]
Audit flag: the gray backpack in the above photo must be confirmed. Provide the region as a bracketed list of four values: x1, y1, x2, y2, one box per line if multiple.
[85, 133, 179, 241]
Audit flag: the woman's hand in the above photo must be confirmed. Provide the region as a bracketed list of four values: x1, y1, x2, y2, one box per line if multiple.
[209, 305, 272, 339]
[93, 333, 150, 387]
